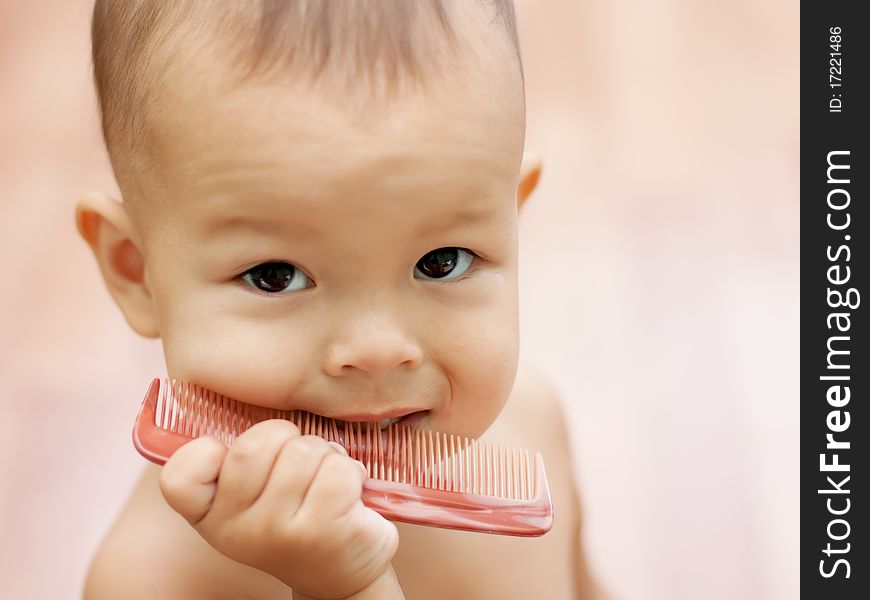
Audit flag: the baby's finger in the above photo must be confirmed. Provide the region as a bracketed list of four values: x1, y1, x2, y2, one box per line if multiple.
[159, 435, 228, 526]
[252, 434, 341, 517]
[295, 451, 367, 522]
[210, 419, 300, 518]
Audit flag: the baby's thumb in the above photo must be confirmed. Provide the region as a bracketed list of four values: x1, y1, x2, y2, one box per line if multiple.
[159, 436, 227, 526]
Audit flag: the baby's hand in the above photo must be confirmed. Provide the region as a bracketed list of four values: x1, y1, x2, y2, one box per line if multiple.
[158, 420, 399, 599]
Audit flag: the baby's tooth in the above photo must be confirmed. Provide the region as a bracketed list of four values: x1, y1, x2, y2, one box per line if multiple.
[378, 416, 401, 429]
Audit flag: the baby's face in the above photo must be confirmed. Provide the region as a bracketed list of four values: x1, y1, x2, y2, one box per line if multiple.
[132, 59, 525, 439]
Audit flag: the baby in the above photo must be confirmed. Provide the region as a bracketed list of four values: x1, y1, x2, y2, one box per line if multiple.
[76, 1, 595, 598]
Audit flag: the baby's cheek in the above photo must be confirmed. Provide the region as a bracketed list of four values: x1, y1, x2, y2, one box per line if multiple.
[159, 316, 315, 408]
[437, 314, 519, 438]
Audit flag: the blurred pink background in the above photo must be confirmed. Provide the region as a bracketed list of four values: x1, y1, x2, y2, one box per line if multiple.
[0, 1, 798, 598]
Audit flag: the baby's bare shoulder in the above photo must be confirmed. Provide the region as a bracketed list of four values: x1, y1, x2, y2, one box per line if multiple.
[84, 464, 290, 600]
[392, 365, 591, 600]
[485, 365, 577, 483]
[492, 365, 571, 443]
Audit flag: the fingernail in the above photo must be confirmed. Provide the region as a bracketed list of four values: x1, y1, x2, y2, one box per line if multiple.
[328, 441, 348, 455]
[355, 460, 368, 477]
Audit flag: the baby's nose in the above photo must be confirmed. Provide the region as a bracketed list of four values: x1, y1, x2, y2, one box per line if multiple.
[323, 313, 423, 378]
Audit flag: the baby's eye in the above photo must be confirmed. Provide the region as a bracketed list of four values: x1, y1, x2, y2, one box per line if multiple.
[414, 247, 475, 281]
[239, 262, 312, 293]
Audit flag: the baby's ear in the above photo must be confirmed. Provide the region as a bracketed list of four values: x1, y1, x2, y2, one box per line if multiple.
[517, 151, 542, 210]
[75, 192, 160, 338]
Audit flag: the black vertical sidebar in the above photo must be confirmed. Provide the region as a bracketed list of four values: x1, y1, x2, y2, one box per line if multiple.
[801, 2, 868, 598]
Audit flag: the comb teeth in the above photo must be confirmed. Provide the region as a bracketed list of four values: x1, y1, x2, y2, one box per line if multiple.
[155, 379, 536, 500]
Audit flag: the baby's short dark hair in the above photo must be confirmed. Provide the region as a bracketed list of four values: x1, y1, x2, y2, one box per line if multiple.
[91, 0, 521, 171]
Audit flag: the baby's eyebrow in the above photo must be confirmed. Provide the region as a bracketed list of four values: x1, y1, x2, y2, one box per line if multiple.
[417, 205, 497, 237]
[202, 212, 319, 239]
[198, 193, 500, 245]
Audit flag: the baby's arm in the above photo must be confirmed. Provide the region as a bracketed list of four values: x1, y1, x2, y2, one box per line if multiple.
[526, 370, 601, 599]
[531, 373, 605, 600]
[485, 367, 602, 599]
[85, 421, 404, 599]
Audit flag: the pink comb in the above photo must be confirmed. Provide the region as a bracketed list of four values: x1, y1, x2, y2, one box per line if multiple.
[132, 378, 553, 536]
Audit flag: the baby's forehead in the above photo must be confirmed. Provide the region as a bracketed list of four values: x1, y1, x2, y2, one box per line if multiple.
[144, 56, 523, 195]
[128, 87, 520, 247]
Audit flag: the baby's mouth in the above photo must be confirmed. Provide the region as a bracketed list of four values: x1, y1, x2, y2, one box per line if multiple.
[332, 410, 429, 432]
[318, 410, 429, 457]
